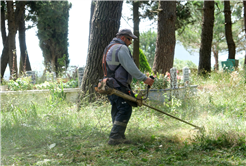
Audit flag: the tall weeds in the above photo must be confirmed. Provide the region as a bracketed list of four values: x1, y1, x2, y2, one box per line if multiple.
[1, 71, 246, 165]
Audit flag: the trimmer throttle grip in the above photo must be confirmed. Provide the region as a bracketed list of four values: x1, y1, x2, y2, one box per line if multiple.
[148, 76, 155, 89]
[150, 76, 154, 80]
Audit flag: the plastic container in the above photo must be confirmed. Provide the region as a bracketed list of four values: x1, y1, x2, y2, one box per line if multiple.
[221, 59, 238, 72]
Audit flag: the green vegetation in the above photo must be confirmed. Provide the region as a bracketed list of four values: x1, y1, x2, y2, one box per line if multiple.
[140, 30, 157, 68]
[132, 72, 171, 90]
[176, 1, 245, 70]
[5, 76, 78, 91]
[2, 67, 79, 91]
[173, 58, 197, 70]
[139, 48, 152, 73]
[1, 71, 246, 165]
[34, 1, 71, 74]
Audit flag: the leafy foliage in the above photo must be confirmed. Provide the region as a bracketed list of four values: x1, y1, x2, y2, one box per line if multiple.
[8, 77, 33, 91]
[140, 30, 157, 67]
[140, 1, 196, 33]
[0, 78, 8, 85]
[6, 76, 78, 91]
[140, 29, 198, 71]
[132, 71, 170, 90]
[139, 48, 151, 72]
[173, 58, 197, 70]
[151, 72, 170, 89]
[34, 1, 71, 74]
[176, 1, 245, 56]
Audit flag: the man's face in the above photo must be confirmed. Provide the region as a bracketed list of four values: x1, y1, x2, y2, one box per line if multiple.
[122, 36, 132, 47]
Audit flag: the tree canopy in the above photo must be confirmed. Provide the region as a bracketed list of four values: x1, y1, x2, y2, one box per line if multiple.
[32, 1, 71, 74]
[140, 1, 196, 34]
[176, 1, 245, 70]
[139, 30, 157, 68]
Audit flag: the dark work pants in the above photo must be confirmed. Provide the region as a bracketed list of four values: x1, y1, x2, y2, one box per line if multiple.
[108, 88, 132, 139]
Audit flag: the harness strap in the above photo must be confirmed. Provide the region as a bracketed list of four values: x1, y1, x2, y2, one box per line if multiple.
[102, 43, 132, 90]
[107, 45, 121, 66]
[102, 43, 121, 77]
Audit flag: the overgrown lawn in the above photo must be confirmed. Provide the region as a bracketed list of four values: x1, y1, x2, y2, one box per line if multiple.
[1, 71, 246, 165]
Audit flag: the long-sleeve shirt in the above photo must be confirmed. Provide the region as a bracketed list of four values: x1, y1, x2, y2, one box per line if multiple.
[106, 37, 147, 87]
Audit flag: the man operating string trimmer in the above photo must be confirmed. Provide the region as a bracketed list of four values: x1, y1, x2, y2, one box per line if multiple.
[102, 29, 154, 145]
[97, 29, 203, 145]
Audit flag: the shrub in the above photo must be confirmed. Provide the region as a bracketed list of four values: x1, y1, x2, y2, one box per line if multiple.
[139, 48, 152, 73]
[132, 72, 170, 90]
[151, 72, 170, 89]
[8, 77, 33, 91]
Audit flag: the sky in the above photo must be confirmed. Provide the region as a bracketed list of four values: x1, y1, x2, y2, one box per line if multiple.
[1, 1, 245, 80]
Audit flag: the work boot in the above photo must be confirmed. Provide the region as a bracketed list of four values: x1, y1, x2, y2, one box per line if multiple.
[122, 128, 126, 139]
[108, 138, 122, 145]
[122, 139, 132, 144]
[109, 122, 127, 139]
[108, 138, 132, 145]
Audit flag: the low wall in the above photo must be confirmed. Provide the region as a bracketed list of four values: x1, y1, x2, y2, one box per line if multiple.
[1, 86, 198, 109]
[0, 88, 81, 109]
[143, 85, 198, 103]
[149, 85, 197, 102]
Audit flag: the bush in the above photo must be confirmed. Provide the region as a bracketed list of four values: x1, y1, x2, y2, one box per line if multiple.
[139, 48, 152, 72]
[8, 77, 33, 91]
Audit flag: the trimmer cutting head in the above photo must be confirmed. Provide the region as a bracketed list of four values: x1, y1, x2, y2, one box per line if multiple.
[193, 126, 205, 134]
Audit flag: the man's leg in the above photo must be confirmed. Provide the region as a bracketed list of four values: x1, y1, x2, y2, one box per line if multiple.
[108, 94, 118, 125]
[108, 95, 132, 145]
[111, 103, 117, 124]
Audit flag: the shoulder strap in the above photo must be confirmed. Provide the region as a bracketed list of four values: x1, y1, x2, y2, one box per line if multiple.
[102, 43, 121, 77]
[102, 43, 129, 88]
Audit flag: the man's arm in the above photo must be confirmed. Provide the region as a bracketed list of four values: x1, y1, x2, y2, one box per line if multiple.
[144, 77, 154, 86]
[118, 45, 154, 86]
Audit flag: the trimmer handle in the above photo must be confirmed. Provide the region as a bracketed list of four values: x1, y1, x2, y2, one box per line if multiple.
[148, 76, 155, 89]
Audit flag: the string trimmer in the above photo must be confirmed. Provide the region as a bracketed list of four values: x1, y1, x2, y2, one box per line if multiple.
[95, 78, 204, 132]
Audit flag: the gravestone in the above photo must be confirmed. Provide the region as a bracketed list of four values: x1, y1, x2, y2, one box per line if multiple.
[183, 67, 190, 86]
[78, 67, 84, 87]
[170, 67, 178, 89]
[25, 71, 36, 84]
[170, 67, 178, 98]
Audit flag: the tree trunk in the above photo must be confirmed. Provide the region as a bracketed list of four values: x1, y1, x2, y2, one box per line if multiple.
[198, 1, 214, 75]
[243, 1, 246, 67]
[1, 2, 6, 45]
[81, 1, 123, 98]
[7, 1, 18, 79]
[212, 48, 219, 71]
[19, 11, 32, 75]
[50, 41, 57, 74]
[1, 37, 9, 79]
[153, 1, 176, 74]
[224, 1, 235, 60]
[51, 56, 56, 75]
[88, 0, 96, 50]
[1, 1, 25, 79]
[1, 2, 8, 79]
[133, 1, 140, 68]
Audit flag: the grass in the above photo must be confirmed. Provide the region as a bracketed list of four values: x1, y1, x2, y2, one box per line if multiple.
[1, 71, 246, 165]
